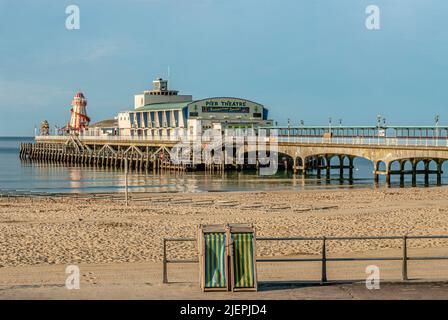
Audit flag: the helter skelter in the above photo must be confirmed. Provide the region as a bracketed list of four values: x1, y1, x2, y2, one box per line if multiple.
[68, 91, 90, 132]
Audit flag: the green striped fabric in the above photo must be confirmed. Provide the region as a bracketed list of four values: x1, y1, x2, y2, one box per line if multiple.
[232, 233, 255, 288]
[204, 233, 227, 288]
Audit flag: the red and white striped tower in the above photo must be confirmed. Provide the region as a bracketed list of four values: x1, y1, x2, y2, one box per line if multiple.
[69, 91, 90, 131]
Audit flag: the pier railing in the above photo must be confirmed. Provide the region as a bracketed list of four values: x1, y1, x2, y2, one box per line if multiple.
[35, 134, 448, 148]
[162, 235, 448, 284]
[278, 136, 448, 148]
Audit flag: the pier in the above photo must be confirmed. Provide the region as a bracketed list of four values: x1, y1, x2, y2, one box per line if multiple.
[19, 124, 448, 186]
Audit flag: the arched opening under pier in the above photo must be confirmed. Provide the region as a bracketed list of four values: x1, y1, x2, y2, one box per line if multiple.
[293, 154, 358, 182]
[379, 158, 447, 187]
[282, 152, 448, 187]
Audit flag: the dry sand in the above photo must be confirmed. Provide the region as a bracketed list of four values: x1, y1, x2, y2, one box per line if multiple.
[2, 186, 448, 299]
[1, 187, 448, 267]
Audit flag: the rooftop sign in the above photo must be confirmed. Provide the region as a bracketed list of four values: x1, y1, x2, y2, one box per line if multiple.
[188, 97, 263, 114]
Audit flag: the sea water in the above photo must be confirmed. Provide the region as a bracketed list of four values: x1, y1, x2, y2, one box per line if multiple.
[0, 137, 446, 194]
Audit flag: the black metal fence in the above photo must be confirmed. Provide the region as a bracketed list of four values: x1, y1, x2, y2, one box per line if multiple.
[162, 235, 448, 284]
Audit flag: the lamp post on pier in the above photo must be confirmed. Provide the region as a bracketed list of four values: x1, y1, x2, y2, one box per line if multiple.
[377, 115, 382, 145]
[287, 118, 291, 142]
[300, 120, 304, 142]
[435, 115, 440, 146]
[328, 117, 332, 136]
[338, 119, 342, 143]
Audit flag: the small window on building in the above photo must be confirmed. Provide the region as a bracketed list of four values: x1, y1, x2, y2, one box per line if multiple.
[253, 113, 262, 118]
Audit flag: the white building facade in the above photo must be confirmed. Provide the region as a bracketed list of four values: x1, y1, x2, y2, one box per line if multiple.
[117, 77, 273, 139]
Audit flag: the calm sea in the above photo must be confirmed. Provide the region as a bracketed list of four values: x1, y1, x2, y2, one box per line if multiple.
[0, 137, 446, 194]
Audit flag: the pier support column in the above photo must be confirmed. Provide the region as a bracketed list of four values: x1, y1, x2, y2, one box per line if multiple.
[412, 160, 417, 187]
[348, 156, 354, 181]
[424, 160, 430, 185]
[373, 161, 379, 184]
[325, 155, 331, 180]
[399, 160, 405, 186]
[386, 169, 391, 186]
[316, 156, 321, 179]
[293, 157, 297, 175]
[301, 157, 307, 176]
[338, 155, 344, 180]
[437, 160, 443, 186]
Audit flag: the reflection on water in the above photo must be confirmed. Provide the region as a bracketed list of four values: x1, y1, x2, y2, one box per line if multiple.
[1, 137, 448, 193]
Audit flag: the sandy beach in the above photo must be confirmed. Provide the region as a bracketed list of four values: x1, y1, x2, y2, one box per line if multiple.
[2, 187, 448, 299]
[1, 187, 448, 267]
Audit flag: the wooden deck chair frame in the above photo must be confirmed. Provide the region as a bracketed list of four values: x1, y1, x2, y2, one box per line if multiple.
[198, 224, 229, 292]
[228, 223, 258, 292]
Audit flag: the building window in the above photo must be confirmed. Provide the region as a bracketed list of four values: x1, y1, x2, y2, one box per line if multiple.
[189, 112, 199, 117]
[253, 112, 262, 118]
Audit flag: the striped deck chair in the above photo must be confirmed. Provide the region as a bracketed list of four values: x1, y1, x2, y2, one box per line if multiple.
[204, 233, 227, 289]
[232, 232, 256, 289]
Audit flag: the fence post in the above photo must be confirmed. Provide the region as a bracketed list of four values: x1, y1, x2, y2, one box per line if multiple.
[321, 236, 327, 284]
[402, 235, 408, 281]
[162, 238, 168, 284]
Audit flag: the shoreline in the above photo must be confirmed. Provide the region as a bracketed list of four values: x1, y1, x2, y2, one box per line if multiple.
[1, 182, 445, 197]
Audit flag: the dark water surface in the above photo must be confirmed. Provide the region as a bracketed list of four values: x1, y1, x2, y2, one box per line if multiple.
[1, 137, 447, 194]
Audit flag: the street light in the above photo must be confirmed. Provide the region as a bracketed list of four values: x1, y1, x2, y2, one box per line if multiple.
[435, 115, 440, 146]
[376, 115, 382, 144]
[287, 118, 291, 141]
[299, 120, 304, 139]
[329, 117, 332, 135]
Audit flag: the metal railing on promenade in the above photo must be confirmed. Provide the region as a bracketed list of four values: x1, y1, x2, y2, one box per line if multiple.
[162, 235, 448, 284]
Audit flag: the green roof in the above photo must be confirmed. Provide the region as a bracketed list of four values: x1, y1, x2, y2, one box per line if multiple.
[90, 119, 118, 128]
[134, 102, 188, 111]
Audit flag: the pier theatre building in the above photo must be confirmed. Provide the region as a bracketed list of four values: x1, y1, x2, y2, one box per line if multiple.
[117, 78, 273, 138]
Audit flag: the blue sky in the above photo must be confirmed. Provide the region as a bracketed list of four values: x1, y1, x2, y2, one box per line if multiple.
[0, 0, 447, 136]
